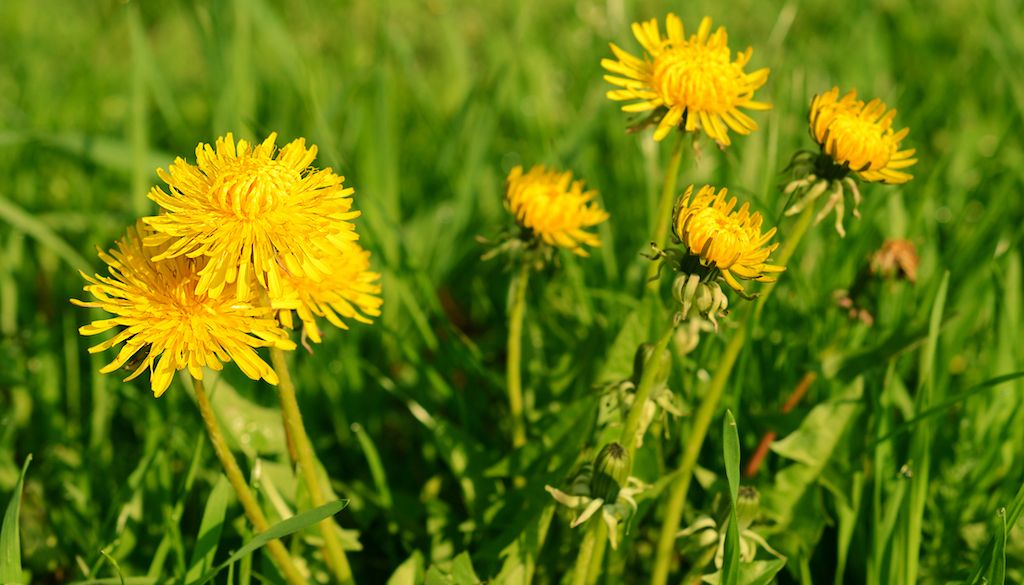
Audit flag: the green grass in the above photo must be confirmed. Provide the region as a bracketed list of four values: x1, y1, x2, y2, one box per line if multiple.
[1, 0, 1023, 583]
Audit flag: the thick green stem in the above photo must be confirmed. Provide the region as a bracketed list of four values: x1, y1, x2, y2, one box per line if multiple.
[621, 322, 676, 459]
[270, 348, 356, 585]
[191, 376, 308, 585]
[650, 204, 817, 585]
[645, 135, 687, 289]
[572, 520, 601, 585]
[585, 521, 608, 585]
[507, 259, 531, 448]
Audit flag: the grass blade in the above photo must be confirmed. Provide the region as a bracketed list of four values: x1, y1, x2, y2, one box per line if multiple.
[192, 499, 347, 585]
[0, 455, 31, 584]
[722, 411, 741, 585]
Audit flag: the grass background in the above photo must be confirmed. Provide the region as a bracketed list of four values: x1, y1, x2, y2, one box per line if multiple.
[1, 0, 1023, 583]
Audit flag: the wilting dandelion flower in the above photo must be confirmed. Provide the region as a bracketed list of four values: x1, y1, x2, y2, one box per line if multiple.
[785, 88, 917, 236]
[602, 14, 771, 144]
[144, 133, 360, 300]
[504, 165, 609, 256]
[272, 238, 383, 344]
[672, 185, 784, 295]
[72, 223, 296, 397]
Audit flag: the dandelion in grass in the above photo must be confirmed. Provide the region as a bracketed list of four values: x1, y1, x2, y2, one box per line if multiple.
[677, 486, 784, 570]
[273, 237, 383, 345]
[504, 165, 609, 257]
[602, 14, 771, 144]
[144, 132, 360, 300]
[672, 184, 784, 295]
[785, 87, 917, 236]
[72, 222, 296, 397]
[546, 443, 647, 549]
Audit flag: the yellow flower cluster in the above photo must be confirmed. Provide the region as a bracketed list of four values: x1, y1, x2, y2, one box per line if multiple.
[75, 133, 381, 396]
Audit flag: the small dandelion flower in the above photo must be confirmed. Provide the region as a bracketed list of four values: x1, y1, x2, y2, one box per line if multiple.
[272, 238, 383, 344]
[673, 185, 784, 295]
[811, 87, 917, 184]
[72, 223, 296, 397]
[505, 165, 609, 256]
[784, 88, 917, 236]
[144, 133, 360, 301]
[602, 14, 771, 144]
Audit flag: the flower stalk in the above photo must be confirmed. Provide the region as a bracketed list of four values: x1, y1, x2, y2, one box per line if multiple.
[507, 258, 531, 448]
[650, 204, 815, 585]
[270, 347, 356, 585]
[191, 375, 308, 585]
[646, 135, 687, 290]
[620, 323, 677, 458]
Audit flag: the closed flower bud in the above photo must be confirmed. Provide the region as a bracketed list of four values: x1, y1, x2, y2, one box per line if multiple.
[632, 343, 672, 390]
[736, 486, 761, 529]
[590, 442, 630, 502]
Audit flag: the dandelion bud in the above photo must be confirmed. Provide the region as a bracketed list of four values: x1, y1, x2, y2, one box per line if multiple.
[632, 343, 672, 390]
[736, 486, 761, 529]
[590, 442, 630, 502]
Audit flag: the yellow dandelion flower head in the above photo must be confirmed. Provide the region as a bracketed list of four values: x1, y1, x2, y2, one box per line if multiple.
[272, 237, 383, 344]
[72, 222, 296, 397]
[504, 165, 609, 256]
[673, 185, 784, 293]
[144, 132, 360, 301]
[810, 87, 917, 184]
[602, 14, 771, 144]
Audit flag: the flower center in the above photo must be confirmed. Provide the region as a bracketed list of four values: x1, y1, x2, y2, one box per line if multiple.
[826, 114, 893, 171]
[687, 207, 751, 269]
[211, 160, 302, 219]
[651, 44, 738, 113]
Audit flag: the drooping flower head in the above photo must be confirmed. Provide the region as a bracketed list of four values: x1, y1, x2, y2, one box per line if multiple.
[504, 165, 609, 256]
[144, 133, 360, 301]
[783, 88, 917, 236]
[602, 15, 771, 144]
[810, 87, 917, 184]
[72, 223, 296, 397]
[272, 237, 383, 344]
[673, 185, 784, 294]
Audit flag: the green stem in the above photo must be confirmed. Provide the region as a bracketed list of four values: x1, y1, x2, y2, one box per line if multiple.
[621, 322, 676, 460]
[507, 259, 531, 448]
[650, 204, 817, 585]
[585, 521, 608, 585]
[270, 348, 356, 585]
[572, 520, 601, 585]
[645, 135, 687, 289]
[191, 376, 308, 585]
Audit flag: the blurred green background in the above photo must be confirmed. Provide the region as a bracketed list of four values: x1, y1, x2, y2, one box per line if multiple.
[1, 0, 1023, 583]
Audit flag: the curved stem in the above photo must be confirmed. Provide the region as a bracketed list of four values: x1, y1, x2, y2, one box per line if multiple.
[271, 348, 356, 585]
[621, 322, 676, 459]
[650, 204, 817, 585]
[645, 135, 687, 290]
[507, 259, 531, 448]
[191, 375, 308, 585]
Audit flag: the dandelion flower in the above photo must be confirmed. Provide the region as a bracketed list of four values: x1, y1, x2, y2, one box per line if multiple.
[602, 14, 771, 144]
[505, 165, 609, 256]
[72, 223, 296, 397]
[783, 88, 917, 236]
[673, 185, 784, 294]
[273, 238, 383, 344]
[810, 87, 917, 184]
[144, 133, 360, 301]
